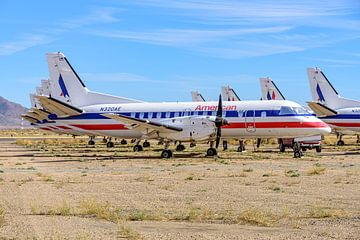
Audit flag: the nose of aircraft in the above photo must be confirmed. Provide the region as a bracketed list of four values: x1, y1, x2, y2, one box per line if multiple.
[311, 118, 332, 135]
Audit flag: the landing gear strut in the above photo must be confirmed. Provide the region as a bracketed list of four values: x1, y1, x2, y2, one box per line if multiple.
[237, 140, 245, 152]
[336, 133, 344, 146]
[190, 142, 196, 148]
[88, 136, 95, 145]
[120, 139, 127, 145]
[293, 142, 303, 158]
[102, 137, 108, 143]
[357, 135, 360, 144]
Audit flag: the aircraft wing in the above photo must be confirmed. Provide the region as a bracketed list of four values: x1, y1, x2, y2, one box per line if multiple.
[102, 113, 183, 134]
[307, 102, 337, 117]
[21, 114, 40, 124]
[36, 96, 83, 117]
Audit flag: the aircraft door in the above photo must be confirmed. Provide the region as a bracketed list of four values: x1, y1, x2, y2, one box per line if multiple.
[245, 110, 256, 132]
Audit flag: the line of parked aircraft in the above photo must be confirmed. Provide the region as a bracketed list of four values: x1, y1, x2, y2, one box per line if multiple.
[22, 52, 360, 158]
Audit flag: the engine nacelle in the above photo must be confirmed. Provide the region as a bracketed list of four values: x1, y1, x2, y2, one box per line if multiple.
[158, 116, 216, 142]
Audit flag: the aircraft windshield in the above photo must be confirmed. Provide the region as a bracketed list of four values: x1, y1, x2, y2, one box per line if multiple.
[279, 106, 310, 115]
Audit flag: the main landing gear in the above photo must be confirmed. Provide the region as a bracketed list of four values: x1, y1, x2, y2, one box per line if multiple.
[176, 142, 186, 151]
[88, 136, 95, 145]
[143, 140, 150, 148]
[161, 141, 173, 158]
[293, 142, 303, 158]
[336, 133, 345, 146]
[237, 140, 246, 152]
[223, 140, 228, 151]
[206, 141, 217, 157]
[102, 137, 108, 143]
[120, 139, 127, 145]
[133, 140, 143, 152]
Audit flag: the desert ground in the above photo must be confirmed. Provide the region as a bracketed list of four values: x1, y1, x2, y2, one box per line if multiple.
[0, 129, 359, 239]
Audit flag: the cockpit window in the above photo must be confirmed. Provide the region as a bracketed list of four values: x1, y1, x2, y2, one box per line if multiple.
[279, 106, 310, 115]
[279, 106, 295, 115]
[293, 107, 310, 115]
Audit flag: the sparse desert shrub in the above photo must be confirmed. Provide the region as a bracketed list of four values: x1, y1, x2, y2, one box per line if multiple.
[243, 168, 253, 173]
[79, 199, 118, 222]
[308, 206, 345, 218]
[237, 208, 278, 227]
[285, 170, 300, 177]
[117, 223, 144, 240]
[307, 167, 326, 175]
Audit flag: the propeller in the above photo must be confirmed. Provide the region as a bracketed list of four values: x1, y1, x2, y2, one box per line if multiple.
[214, 94, 229, 148]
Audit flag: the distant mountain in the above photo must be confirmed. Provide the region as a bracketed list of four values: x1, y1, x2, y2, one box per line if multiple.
[0, 96, 29, 128]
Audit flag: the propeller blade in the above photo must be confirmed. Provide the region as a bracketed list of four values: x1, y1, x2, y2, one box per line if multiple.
[217, 94, 222, 117]
[215, 126, 221, 148]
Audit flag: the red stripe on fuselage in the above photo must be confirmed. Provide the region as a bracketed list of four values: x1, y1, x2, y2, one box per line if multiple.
[327, 122, 360, 127]
[71, 124, 128, 130]
[57, 126, 72, 130]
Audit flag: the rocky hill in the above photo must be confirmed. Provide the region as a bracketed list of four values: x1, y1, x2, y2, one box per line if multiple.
[0, 96, 29, 128]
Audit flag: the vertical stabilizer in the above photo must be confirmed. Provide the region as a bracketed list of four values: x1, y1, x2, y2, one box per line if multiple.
[259, 77, 285, 100]
[221, 86, 241, 101]
[191, 91, 205, 102]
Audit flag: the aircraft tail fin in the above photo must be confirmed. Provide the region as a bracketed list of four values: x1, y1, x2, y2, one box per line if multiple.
[259, 77, 285, 100]
[307, 68, 360, 109]
[221, 86, 240, 101]
[46, 52, 144, 107]
[191, 91, 205, 102]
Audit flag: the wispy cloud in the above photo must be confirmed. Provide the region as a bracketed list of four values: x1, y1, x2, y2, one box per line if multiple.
[0, 7, 122, 56]
[92, 26, 292, 46]
[0, 34, 54, 56]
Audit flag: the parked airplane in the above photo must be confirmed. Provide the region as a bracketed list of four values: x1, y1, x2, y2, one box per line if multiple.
[260, 77, 323, 153]
[260, 77, 286, 101]
[221, 86, 241, 101]
[307, 67, 360, 145]
[191, 91, 205, 102]
[35, 52, 331, 158]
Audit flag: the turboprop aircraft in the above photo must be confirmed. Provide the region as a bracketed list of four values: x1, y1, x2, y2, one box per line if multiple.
[35, 52, 331, 158]
[307, 67, 360, 145]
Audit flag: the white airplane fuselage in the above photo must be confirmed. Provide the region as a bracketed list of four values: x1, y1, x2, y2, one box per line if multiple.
[49, 100, 331, 141]
[319, 107, 360, 133]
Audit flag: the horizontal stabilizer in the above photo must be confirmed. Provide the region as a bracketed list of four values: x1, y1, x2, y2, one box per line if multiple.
[307, 102, 337, 117]
[102, 113, 182, 134]
[36, 96, 83, 117]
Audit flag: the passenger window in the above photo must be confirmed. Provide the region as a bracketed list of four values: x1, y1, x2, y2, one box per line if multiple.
[152, 112, 157, 118]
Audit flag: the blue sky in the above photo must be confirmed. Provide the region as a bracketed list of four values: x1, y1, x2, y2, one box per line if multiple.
[0, 0, 359, 107]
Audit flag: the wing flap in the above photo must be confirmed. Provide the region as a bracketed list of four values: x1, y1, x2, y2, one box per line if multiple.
[36, 96, 82, 117]
[307, 102, 337, 117]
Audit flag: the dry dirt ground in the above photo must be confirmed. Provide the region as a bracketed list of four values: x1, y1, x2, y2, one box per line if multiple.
[0, 134, 359, 239]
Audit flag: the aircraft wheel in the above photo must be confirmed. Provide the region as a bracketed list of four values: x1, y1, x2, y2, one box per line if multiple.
[294, 151, 302, 158]
[106, 142, 114, 148]
[316, 146, 322, 153]
[301, 147, 307, 152]
[190, 142, 196, 148]
[206, 148, 217, 156]
[176, 144, 185, 151]
[88, 140, 95, 145]
[143, 141, 150, 148]
[279, 143, 285, 152]
[161, 149, 173, 158]
[237, 146, 243, 152]
[133, 145, 143, 152]
[120, 139, 127, 145]
[337, 140, 345, 146]
[223, 141, 228, 151]
[102, 138, 108, 143]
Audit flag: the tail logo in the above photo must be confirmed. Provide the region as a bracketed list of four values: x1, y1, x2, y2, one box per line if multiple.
[58, 74, 70, 98]
[316, 84, 325, 102]
[267, 91, 276, 100]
